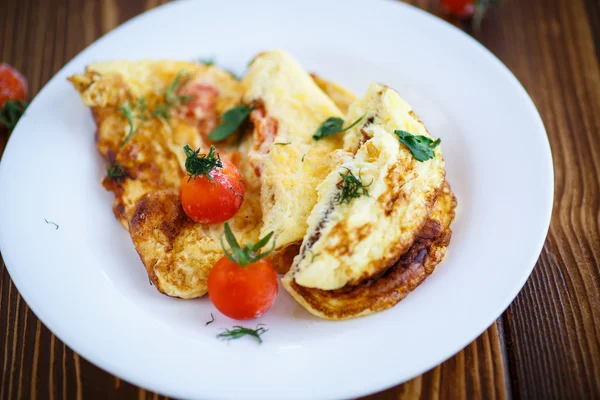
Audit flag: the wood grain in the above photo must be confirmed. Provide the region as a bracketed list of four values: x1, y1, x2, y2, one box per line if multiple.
[0, 0, 598, 398]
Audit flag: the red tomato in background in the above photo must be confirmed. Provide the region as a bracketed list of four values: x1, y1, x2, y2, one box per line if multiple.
[441, 0, 475, 18]
[208, 256, 278, 320]
[180, 158, 245, 224]
[0, 64, 27, 107]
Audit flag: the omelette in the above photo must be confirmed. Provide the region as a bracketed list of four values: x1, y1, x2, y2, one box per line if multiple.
[69, 60, 262, 298]
[282, 83, 455, 319]
[69, 53, 355, 298]
[69, 53, 456, 316]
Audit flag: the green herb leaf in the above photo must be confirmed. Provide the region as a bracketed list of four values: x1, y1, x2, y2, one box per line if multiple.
[165, 71, 189, 104]
[0, 100, 28, 132]
[184, 145, 222, 181]
[119, 96, 148, 147]
[44, 219, 59, 230]
[217, 324, 268, 344]
[107, 162, 126, 182]
[208, 105, 254, 142]
[120, 72, 191, 146]
[394, 130, 440, 162]
[221, 222, 275, 266]
[274, 142, 291, 146]
[337, 168, 371, 205]
[198, 58, 215, 67]
[151, 71, 191, 120]
[205, 313, 215, 326]
[313, 113, 366, 140]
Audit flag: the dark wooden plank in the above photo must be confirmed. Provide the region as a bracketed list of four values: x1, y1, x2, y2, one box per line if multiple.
[472, 0, 600, 398]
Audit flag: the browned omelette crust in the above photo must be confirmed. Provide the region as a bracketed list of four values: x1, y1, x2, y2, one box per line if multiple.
[129, 190, 195, 291]
[284, 182, 456, 320]
[69, 62, 243, 230]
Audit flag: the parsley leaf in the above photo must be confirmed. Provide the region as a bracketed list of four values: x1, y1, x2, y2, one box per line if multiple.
[313, 114, 365, 141]
[208, 105, 254, 142]
[394, 130, 440, 162]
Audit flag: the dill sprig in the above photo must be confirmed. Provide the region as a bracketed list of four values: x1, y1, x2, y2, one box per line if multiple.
[107, 161, 126, 182]
[0, 100, 28, 132]
[184, 145, 223, 181]
[217, 324, 268, 344]
[44, 219, 59, 230]
[205, 313, 215, 326]
[220, 222, 274, 267]
[336, 168, 371, 205]
[119, 71, 191, 147]
[198, 58, 215, 67]
[119, 96, 147, 147]
[151, 71, 191, 120]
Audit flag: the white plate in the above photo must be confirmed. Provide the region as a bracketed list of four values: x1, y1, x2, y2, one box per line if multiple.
[0, 0, 553, 399]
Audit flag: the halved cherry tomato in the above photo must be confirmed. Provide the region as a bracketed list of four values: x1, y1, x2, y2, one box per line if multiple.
[0, 64, 27, 108]
[208, 256, 278, 320]
[180, 157, 245, 224]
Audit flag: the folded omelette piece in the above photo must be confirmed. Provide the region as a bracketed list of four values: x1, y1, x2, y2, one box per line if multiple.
[283, 83, 456, 319]
[68, 60, 244, 228]
[69, 60, 263, 299]
[242, 50, 347, 273]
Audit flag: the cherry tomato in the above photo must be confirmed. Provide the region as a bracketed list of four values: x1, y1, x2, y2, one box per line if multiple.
[208, 256, 278, 320]
[180, 158, 245, 224]
[440, 0, 475, 18]
[0, 64, 27, 108]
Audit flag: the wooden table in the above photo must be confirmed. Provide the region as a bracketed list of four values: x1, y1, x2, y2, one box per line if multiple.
[1, 0, 599, 398]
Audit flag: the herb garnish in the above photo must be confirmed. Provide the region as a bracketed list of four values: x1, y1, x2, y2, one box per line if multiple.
[198, 58, 215, 67]
[221, 222, 274, 266]
[205, 313, 215, 326]
[44, 219, 59, 230]
[224, 69, 240, 81]
[0, 100, 28, 132]
[151, 71, 191, 120]
[208, 105, 254, 142]
[119, 71, 190, 147]
[274, 142, 291, 146]
[217, 324, 268, 344]
[313, 114, 366, 141]
[107, 162, 126, 182]
[394, 130, 440, 162]
[183, 145, 222, 181]
[119, 97, 147, 147]
[337, 168, 371, 205]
